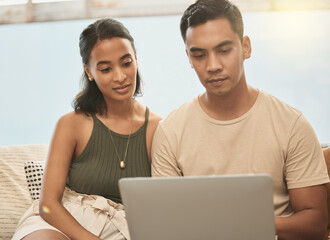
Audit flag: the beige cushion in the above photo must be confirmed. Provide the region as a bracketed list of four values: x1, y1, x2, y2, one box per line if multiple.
[0, 144, 48, 240]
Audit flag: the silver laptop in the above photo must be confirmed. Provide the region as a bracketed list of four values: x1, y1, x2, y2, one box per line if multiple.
[119, 174, 275, 240]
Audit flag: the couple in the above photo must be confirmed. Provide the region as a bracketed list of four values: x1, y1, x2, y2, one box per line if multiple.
[13, 0, 329, 240]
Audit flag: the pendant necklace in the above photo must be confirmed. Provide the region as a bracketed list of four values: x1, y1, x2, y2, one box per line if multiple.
[107, 103, 134, 169]
[108, 127, 131, 169]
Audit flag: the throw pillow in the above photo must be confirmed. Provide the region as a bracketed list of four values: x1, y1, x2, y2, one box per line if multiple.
[24, 161, 45, 200]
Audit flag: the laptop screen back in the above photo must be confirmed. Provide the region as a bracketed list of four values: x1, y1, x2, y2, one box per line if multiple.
[119, 174, 275, 240]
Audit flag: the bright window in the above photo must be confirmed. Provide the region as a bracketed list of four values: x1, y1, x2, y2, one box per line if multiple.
[0, 0, 329, 24]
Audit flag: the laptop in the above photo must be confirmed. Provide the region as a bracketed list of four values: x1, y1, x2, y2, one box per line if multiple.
[119, 174, 275, 240]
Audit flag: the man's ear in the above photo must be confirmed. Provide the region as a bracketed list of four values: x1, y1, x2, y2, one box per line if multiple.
[242, 36, 252, 60]
[186, 49, 194, 68]
[83, 64, 93, 81]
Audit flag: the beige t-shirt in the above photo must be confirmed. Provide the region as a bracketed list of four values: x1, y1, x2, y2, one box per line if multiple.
[151, 90, 329, 216]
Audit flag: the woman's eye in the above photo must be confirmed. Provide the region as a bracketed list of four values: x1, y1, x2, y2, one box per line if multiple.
[100, 68, 111, 73]
[123, 60, 132, 67]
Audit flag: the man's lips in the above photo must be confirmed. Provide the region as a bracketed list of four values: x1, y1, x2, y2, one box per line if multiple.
[207, 76, 228, 87]
[207, 76, 228, 82]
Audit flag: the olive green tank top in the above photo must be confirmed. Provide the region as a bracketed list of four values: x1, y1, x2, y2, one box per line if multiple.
[66, 108, 150, 203]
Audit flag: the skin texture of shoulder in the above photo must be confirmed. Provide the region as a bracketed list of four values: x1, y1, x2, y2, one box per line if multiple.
[56, 111, 94, 159]
[148, 110, 162, 129]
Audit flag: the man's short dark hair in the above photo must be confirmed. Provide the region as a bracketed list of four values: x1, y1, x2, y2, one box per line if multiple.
[180, 0, 244, 42]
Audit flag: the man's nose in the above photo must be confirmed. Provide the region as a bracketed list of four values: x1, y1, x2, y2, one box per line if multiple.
[206, 53, 223, 73]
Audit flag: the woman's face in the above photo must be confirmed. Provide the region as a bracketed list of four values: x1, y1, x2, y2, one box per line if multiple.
[84, 37, 138, 103]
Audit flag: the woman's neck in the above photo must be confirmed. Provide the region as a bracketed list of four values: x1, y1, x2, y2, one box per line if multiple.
[105, 98, 136, 120]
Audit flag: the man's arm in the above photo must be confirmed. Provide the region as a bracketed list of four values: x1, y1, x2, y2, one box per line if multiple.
[151, 124, 182, 176]
[275, 184, 328, 240]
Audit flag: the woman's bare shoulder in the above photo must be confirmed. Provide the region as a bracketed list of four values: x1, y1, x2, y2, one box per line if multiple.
[135, 102, 162, 123]
[148, 110, 162, 125]
[54, 111, 93, 133]
[58, 111, 92, 124]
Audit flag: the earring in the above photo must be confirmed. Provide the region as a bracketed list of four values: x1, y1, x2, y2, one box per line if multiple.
[89, 77, 93, 81]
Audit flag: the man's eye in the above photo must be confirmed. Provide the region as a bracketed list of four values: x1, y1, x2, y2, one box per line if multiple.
[193, 54, 205, 59]
[219, 48, 231, 54]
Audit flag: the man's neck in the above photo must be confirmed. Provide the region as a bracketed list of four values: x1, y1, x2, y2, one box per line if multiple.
[199, 84, 258, 121]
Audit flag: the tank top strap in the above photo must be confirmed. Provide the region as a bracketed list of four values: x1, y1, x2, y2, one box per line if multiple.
[143, 107, 150, 127]
[91, 112, 97, 121]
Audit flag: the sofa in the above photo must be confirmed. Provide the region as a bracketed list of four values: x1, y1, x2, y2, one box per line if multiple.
[0, 144, 48, 240]
[1, 144, 330, 240]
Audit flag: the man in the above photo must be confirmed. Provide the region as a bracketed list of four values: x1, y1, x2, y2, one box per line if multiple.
[151, 0, 329, 239]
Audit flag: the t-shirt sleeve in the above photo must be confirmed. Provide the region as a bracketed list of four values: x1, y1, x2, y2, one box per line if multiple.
[285, 114, 329, 189]
[151, 123, 182, 177]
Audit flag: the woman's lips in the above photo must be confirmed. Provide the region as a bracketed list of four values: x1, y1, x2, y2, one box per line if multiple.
[113, 84, 131, 94]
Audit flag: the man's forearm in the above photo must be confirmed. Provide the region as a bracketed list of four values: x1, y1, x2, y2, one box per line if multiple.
[275, 209, 327, 240]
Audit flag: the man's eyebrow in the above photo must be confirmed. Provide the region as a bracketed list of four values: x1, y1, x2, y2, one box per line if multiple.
[213, 40, 233, 49]
[96, 53, 132, 66]
[189, 47, 204, 52]
[189, 40, 234, 53]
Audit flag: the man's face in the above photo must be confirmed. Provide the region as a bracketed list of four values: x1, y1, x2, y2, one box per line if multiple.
[185, 18, 251, 97]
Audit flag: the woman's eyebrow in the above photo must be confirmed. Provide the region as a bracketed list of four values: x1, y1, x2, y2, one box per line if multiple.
[96, 53, 132, 66]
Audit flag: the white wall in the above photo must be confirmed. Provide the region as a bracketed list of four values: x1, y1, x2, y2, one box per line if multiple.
[0, 11, 329, 145]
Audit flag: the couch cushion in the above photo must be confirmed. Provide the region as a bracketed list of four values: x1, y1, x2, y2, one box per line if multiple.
[0, 144, 48, 240]
[24, 161, 45, 200]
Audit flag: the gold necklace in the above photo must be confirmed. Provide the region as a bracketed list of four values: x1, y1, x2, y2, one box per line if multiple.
[108, 127, 131, 169]
[107, 102, 134, 169]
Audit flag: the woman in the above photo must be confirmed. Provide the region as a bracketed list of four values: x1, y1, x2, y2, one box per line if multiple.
[13, 18, 161, 240]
